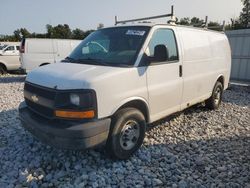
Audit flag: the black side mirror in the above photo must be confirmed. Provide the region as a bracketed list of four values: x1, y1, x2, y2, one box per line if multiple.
[153, 44, 169, 62]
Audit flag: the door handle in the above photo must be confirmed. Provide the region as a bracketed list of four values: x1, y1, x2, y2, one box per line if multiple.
[179, 65, 183, 77]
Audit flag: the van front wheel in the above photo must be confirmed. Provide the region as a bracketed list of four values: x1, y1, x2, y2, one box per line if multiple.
[205, 81, 223, 109]
[106, 108, 146, 160]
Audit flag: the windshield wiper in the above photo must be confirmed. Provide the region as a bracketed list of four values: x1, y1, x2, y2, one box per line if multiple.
[76, 58, 111, 66]
[62, 57, 131, 67]
[113, 63, 131, 67]
[61, 56, 76, 63]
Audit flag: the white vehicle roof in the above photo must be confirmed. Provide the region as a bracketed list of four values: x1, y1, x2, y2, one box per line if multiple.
[107, 22, 225, 35]
[24, 38, 81, 41]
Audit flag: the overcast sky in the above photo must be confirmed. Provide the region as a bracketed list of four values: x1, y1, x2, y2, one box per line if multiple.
[0, 0, 243, 35]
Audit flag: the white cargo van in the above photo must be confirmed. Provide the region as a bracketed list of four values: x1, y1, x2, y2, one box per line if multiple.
[19, 21, 231, 159]
[0, 44, 20, 74]
[19, 38, 81, 73]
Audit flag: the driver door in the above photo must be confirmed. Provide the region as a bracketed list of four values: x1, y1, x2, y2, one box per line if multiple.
[146, 28, 183, 121]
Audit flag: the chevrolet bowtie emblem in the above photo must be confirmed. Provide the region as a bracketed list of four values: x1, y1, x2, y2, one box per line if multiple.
[31, 95, 39, 102]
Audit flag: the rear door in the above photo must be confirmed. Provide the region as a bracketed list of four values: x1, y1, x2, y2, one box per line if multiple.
[177, 28, 214, 109]
[146, 27, 183, 121]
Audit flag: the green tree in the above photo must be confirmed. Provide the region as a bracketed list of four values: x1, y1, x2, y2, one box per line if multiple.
[72, 28, 85, 39]
[46, 24, 54, 38]
[208, 21, 222, 31]
[0, 24, 95, 41]
[240, 0, 250, 28]
[13, 28, 30, 41]
[179, 17, 190, 25]
[83, 30, 95, 38]
[13, 29, 21, 41]
[233, 20, 246, 30]
[20, 28, 30, 38]
[53, 24, 72, 38]
[30, 32, 46, 38]
[208, 21, 220, 27]
[46, 24, 72, 39]
[191, 17, 204, 26]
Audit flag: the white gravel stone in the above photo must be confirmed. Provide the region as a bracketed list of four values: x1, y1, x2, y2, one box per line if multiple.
[0, 74, 250, 187]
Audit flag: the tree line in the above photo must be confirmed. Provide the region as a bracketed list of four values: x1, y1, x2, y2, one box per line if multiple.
[177, 0, 249, 30]
[0, 0, 249, 42]
[0, 24, 96, 42]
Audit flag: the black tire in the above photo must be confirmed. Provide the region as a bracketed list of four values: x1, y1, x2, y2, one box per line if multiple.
[0, 65, 6, 75]
[106, 108, 146, 160]
[40, 63, 50, 67]
[205, 81, 223, 109]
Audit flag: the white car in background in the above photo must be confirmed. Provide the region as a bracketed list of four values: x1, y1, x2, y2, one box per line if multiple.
[0, 44, 20, 74]
[0, 44, 8, 54]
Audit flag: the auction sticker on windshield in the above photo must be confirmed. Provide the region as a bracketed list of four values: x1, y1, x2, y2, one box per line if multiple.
[126, 30, 145, 36]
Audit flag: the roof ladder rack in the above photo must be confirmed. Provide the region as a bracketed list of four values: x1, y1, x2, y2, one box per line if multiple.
[204, 16, 226, 31]
[203, 16, 208, 28]
[115, 5, 174, 25]
[193, 16, 225, 31]
[207, 20, 226, 31]
[192, 16, 208, 28]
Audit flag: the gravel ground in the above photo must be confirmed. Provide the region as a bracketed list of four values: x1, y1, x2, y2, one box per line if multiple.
[0, 74, 250, 188]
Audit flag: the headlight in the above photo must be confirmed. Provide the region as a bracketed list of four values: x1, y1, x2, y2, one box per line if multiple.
[54, 90, 97, 116]
[70, 93, 80, 106]
[54, 90, 97, 119]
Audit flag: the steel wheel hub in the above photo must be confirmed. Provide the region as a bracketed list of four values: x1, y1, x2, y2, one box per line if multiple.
[119, 120, 140, 150]
[214, 87, 221, 105]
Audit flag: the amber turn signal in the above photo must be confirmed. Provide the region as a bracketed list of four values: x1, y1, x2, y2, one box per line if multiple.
[55, 110, 95, 119]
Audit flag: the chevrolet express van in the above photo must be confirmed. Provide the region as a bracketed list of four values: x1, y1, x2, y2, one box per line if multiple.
[19, 23, 231, 159]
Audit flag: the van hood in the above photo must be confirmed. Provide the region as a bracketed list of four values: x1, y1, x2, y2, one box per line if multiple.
[26, 62, 129, 90]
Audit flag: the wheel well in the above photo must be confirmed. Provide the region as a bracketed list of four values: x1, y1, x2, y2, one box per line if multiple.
[116, 100, 149, 123]
[217, 76, 224, 89]
[0, 63, 7, 71]
[40, 63, 50, 67]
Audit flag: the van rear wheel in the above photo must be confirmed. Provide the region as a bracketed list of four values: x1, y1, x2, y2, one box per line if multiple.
[205, 81, 223, 109]
[106, 108, 146, 160]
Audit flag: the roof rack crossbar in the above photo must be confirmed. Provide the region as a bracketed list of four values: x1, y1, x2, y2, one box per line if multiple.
[115, 5, 174, 25]
[204, 16, 208, 27]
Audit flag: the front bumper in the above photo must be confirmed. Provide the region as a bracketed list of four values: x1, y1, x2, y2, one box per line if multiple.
[18, 101, 111, 150]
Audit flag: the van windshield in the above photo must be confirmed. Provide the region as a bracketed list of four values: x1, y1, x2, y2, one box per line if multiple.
[65, 26, 150, 67]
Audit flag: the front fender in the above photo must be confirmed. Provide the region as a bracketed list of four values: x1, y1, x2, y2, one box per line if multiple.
[110, 96, 149, 117]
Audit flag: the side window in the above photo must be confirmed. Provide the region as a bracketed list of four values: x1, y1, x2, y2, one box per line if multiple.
[5, 46, 15, 51]
[148, 29, 178, 62]
[16, 46, 20, 50]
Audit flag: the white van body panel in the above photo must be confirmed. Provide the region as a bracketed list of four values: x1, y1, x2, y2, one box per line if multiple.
[25, 24, 231, 123]
[26, 63, 148, 119]
[140, 25, 183, 122]
[175, 27, 231, 110]
[20, 39, 81, 72]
